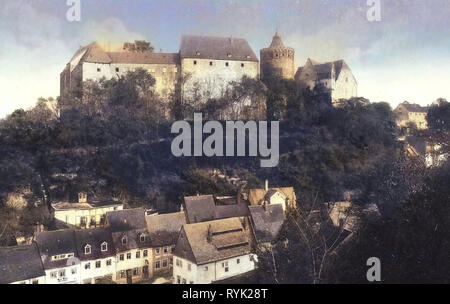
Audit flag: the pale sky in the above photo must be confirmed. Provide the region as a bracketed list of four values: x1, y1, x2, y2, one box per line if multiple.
[1, 0, 450, 117]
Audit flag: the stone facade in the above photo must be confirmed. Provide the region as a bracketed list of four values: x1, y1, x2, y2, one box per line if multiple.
[295, 58, 358, 104]
[260, 32, 295, 80]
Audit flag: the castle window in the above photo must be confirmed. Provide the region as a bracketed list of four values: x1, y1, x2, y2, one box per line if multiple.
[97, 68, 101, 72]
[85, 244, 91, 255]
[241, 63, 244, 68]
[193, 60, 197, 65]
[115, 67, 119, 72]
[225, 62, 229, 67]
[210, 61, 213, 66]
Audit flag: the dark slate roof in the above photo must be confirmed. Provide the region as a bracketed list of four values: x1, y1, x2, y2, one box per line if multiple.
[0, 244, 45, 284]
[249, 204, 284, 243]
[145, 212, 186, 247]
[35, 229, 78, 269]
[106, 52, 179, 65]
[215, 203, 249, 220]
[74, 228, 115, 261]
[314, 60, 344, 80]
[180, 35, 258, 62]
[174, 218, 251, 265]
[110, 228, 151, 253]
[184, 195, 216, 223]
[106, 208, 147, 232]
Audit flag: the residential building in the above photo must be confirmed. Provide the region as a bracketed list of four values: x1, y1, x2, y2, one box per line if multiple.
[51, 193, 123, 229]
[35, 229, 81, 284]
[0, 244, 46, 284]
[145, 211, 186, 277]
[394, 101, 429, 130]
[248, 180, 297, 212]
[295, 58, 358, 104]
[105, 208, 152, 284]
[74, 228, 116, 284]
[173, 217, 256, 284]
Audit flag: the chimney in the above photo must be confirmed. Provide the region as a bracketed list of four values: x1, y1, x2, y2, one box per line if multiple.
[265, 180, 269, 191]
[78, 192, 87, 203]
[207, 224, 212, 243]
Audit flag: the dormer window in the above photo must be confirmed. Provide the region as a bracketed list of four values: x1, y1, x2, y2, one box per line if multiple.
[140, 234, 146, 243]
[227, 53, 232, 58]
[246, 55, 250, 59]
[122, 236, 127, 245]
[85, 244, 91, 255]
[101, 242, 108, 252]
[196, 51, 200, 56]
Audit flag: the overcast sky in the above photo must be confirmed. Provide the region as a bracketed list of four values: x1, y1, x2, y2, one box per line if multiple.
[1, 0, 450, 117]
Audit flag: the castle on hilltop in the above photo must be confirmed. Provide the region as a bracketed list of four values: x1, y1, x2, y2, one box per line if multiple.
[60, 32, 358, 113]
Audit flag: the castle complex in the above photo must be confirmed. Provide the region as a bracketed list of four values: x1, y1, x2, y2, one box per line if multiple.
[60, 32, 358, 110]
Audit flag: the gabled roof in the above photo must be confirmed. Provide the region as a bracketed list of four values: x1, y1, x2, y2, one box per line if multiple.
[180, 35, 258, 62]
[248, 204, 284, 243]
[35, 229, 78, 269]
[248, 186, 296, 207]
[145, 212, 186, 247]
[296, 59, 348, 81]
[106, 208, 147, 232]
[184, 195, 216, 223]
[174, 218, 251, 265]
[0, 244, 45, 284]
[80, 42, 113, 64]
[396, 102, 429, 113]
[74, 228, 115, 261]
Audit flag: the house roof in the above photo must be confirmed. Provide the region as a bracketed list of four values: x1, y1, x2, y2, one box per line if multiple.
[215, 203, 249, 220]
[248, 204, 284, 243]
[0, 244, 45, 284]
[35, 229, 78, 269]
[184, 195, 216, 223]
[174, 218, 251, 265]
[72, 42, 179, 66]
[184, 195, 250, 223]
[111, 228, 151, 253]
[180, 35, 258, 62]
[397, 102, 429, 113]
[296, 59, 347, 81]
[51, 201, 122, 211]
[145, 212, 186, 247]
[106, 208, 147, 232]
[248, 187, 296, 207]
[74, 228, 115, 261]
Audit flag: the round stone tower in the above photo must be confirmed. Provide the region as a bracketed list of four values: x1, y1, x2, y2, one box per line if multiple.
[260, 32, 295, 80]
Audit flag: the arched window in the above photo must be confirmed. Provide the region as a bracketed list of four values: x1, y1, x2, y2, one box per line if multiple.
[101, 242, 108, 252]
[85, 244, 91, 255]
[140, 234, 146, 243]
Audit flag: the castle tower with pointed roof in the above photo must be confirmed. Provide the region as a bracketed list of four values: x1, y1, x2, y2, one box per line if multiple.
[260, 32, 295, 80]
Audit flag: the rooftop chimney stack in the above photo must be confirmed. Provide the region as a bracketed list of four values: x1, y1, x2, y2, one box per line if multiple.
[265, 180, 269, 191]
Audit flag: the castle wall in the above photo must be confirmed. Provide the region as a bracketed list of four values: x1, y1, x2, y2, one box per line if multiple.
[82, 62, 179, 100]
[181, 58, 259, 102]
